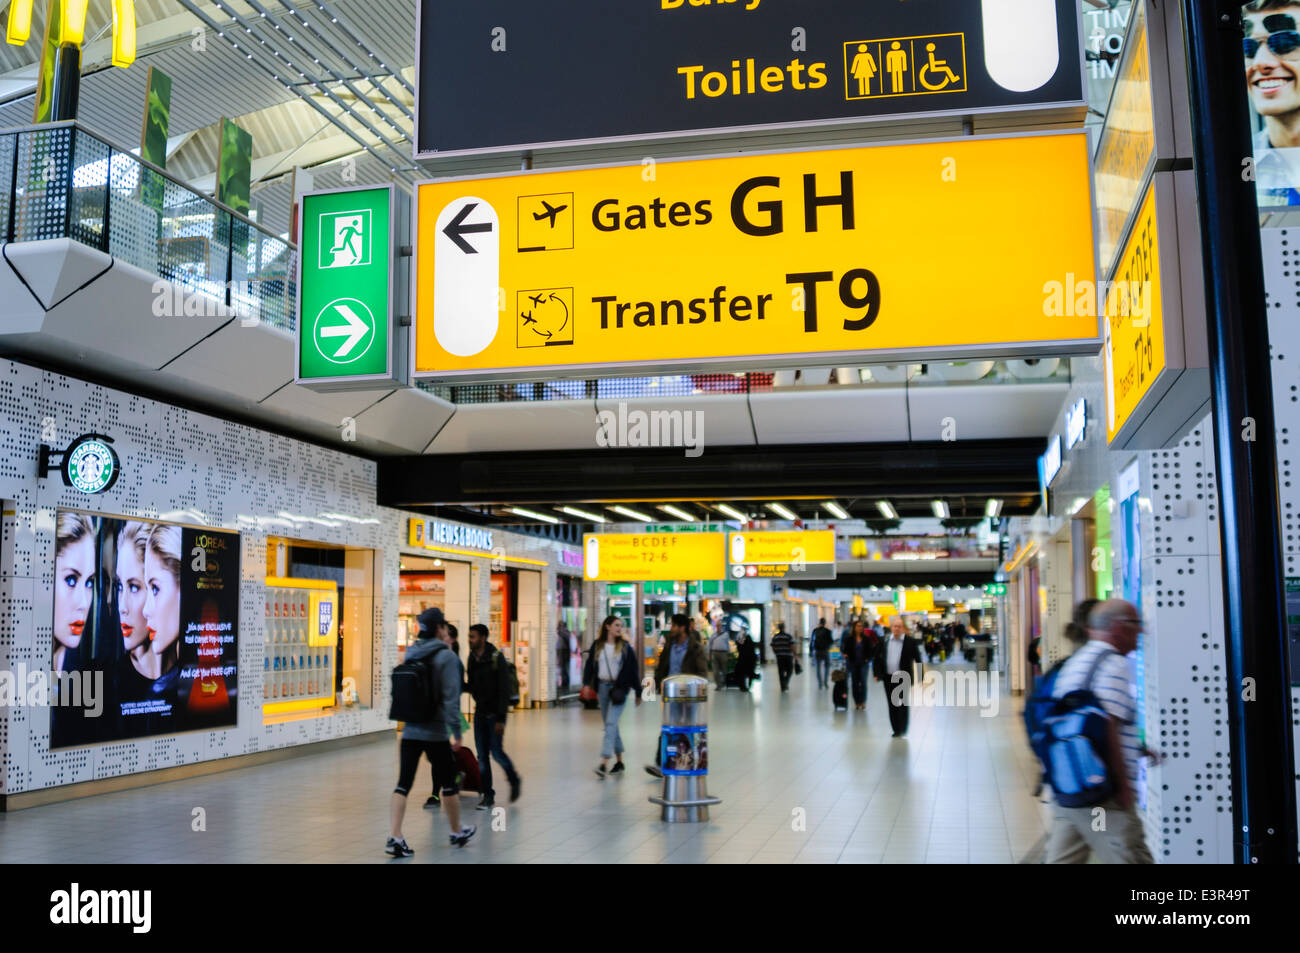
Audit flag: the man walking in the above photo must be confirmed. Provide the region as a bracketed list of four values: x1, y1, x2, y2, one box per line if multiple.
[873, 616, 923, 738]
[647, 613, 708, 777]
[771, 622, 796, 692]
[811, 617, 833, 690]
[708, 613, 731, 690]
[387, 607, 475, 856]
[1044, 599, 1157, 864]
[466, 623, 522, 810]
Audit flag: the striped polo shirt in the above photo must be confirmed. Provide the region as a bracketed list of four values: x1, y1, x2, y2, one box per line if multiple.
[770, 631, 795, 658]
[1052, 640, 1141, 790]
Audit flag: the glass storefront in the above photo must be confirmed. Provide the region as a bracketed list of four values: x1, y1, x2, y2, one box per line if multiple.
[264, 537, 375, 718]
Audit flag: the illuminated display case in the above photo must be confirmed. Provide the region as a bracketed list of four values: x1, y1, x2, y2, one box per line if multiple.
[398, 571, 446, 651]
[263, 577, 338, 715]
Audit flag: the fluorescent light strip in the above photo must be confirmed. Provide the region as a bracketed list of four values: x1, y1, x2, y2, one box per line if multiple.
[561, 506, 606, 524]
[824, 501, 849, 519]
[612, 505, 654, 522]
[932, 501, 950, 519]
[767, 502, 797, 521]
[877, 501, 898, 520]
[985, 498, 1002, 518]
[716, 503, 748, 522]
[509, 507, 560, 524]
[659, 505, 695, 522]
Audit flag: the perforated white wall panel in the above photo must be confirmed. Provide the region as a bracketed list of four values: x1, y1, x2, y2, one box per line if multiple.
[1115, 421, 1232, 863]
[1261, 228, 1300, 850]
[0, 358, 577, 795]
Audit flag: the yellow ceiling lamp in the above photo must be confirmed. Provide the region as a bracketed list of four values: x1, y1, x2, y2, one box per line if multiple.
[111, 0, 134, 66]
[6, 0, 34, 44]
[59, 0, 88, 43]
[6, 0, 134, 68]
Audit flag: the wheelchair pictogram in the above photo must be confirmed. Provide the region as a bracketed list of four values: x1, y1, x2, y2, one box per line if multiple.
[918, 42, 962, 91]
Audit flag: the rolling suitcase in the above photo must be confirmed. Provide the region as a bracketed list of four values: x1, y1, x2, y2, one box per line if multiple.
[831, 668, 848, 710]
[453, 744, 481, 793]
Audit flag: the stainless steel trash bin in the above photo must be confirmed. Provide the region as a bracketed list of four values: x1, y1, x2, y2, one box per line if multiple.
[649, 675, 721, 822]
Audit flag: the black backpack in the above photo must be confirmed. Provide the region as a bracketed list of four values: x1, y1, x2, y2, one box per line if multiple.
[389, 653, 441, 723]
[491, 649, 522, 707]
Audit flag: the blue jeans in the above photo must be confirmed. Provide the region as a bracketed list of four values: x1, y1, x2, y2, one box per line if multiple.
[597, 682, 626, 759]
[473, 712, 518, 799]
[849, 663, 869, 705]
[814, 656, 830, 689]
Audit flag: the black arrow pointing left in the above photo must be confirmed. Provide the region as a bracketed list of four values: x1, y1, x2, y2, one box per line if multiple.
[444, 202, 493, 254]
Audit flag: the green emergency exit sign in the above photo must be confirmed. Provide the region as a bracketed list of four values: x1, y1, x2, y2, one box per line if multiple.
[297, 186, 400, 390]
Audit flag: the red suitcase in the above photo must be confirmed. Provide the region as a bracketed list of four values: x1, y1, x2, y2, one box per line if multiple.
[454, 745, 481, 793]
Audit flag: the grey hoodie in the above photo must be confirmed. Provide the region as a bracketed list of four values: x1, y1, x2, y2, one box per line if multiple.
[400, 637, 463, 743]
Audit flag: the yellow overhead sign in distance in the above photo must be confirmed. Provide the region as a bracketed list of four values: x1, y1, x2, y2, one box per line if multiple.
[413, 132, 1098, 380]
[728, 530, 837, 579]
[584, 533, 726, 582]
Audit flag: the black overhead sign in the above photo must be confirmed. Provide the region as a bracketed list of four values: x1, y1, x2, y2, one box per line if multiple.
[415, 0, 1085, 157]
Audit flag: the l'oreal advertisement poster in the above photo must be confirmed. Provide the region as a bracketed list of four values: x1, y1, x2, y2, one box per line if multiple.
[50, 510, 240, 748]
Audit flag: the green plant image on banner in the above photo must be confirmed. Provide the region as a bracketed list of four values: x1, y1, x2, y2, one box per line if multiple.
[141, 66, 172, 167]
[216, 117, 252, 215]
[299, 188, 392, 382]
[31, 0, 61, 123]
[140, 67, 172, 214]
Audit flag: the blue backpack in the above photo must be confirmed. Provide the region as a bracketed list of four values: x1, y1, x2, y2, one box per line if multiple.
[1026, 649, 1118, 808]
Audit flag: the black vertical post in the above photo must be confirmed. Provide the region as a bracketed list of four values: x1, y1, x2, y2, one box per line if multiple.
[1180, 0, 1297, 863]
[49, 45, 80, 122]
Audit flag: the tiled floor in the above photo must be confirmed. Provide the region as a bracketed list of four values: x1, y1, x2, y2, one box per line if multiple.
[0, 660, 1051, 863]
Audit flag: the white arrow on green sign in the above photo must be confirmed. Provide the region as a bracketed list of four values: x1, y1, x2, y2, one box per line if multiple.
[314, 298, 375, 363]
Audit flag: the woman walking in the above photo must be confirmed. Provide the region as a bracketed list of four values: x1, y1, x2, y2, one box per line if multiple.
[583, 615, 642, 778]
[735, 631, 758, 692]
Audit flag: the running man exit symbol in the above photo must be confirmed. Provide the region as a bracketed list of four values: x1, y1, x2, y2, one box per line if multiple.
[518, 192, 574, 252]
[320, 209, 372, 268]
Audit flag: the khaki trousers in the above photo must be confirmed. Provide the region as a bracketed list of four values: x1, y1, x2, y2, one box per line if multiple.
[1045, 797, 1154, 864]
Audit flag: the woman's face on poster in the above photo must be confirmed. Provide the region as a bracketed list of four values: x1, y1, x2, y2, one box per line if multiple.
[142, 548, 180, 655]
[54, 535, 95, 650]
[116, 541, 148, 653]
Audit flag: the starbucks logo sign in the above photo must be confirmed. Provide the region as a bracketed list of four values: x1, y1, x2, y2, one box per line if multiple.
[62, 436, 120, 494]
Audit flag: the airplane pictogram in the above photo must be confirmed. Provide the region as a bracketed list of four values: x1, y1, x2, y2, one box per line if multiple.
[533, 200, 569, 228]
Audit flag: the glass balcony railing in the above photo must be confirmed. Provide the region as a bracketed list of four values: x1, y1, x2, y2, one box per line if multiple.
[0, 121, 296, 334]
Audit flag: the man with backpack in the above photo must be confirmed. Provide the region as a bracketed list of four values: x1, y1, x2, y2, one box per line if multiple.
[1040, 599, 1155, 864]
[387, 607, 476, 856]
[466, 623, 522, 810]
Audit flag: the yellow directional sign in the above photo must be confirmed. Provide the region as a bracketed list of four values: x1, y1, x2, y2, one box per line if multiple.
[728, 530, 836, 580]
[413, 132, 1098, 380]
[584, 533, 726, 582]
[1104, 181, 1165, 445]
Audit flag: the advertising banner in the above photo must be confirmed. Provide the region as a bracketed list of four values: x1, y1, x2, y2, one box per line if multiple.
[660, 726, 708, 776]
[49, 511, 240, 748]
[415, 0, 1085, 157]
[1244, 0, 1300, 207]
[414, 132, 1099, 381]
